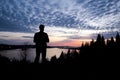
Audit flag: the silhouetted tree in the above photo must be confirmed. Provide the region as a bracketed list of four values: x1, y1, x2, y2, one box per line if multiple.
[116, 32, 120, 47]
[51, 55, 57, 64]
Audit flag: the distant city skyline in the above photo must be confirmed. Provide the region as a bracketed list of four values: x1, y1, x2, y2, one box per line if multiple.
[0, 0, 120, 46]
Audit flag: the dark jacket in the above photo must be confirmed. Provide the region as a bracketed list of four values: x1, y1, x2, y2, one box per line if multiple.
[34, 32, 49, 47]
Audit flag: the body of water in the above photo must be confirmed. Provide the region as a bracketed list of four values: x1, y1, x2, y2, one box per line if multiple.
[0, 48, 68, 62]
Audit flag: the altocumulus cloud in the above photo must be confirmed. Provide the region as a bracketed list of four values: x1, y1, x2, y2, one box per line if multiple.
[0, 0, 120, 32]
[0, 0, 120, 45]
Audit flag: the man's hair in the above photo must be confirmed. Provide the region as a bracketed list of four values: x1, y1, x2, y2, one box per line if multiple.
[39, 24, 45, 29]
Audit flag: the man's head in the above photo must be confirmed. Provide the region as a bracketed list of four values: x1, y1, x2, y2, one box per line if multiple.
[39, 24, 45, 32]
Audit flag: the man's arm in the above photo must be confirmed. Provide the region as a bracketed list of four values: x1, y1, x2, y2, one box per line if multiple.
[46, 33, 49, 43]
[33, 33, 36, 43]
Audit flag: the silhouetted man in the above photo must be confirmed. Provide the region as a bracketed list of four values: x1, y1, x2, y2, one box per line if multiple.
[34, 24, 49, 63]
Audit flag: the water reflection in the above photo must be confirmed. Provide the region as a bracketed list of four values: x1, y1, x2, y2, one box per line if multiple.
[0, 48, 68, 62]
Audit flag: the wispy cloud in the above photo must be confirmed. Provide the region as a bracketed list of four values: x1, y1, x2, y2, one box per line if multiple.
[22, 36, 33, 39]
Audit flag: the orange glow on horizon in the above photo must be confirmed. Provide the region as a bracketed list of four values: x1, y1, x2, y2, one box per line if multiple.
[48, 39, 91, 47]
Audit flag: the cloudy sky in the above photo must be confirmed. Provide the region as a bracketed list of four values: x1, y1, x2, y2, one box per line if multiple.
[0, 0, 120, 46]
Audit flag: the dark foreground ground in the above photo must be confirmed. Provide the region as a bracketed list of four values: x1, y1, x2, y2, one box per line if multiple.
[0, 64, 95, 80]
[1, 63, 117, 80]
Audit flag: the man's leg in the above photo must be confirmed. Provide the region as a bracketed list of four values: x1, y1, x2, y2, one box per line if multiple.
[42, 48, 46, 62]
[34, 47, 40, 63]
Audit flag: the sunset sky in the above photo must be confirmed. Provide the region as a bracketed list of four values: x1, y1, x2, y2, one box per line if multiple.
[0, 0, 120, 47]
